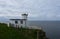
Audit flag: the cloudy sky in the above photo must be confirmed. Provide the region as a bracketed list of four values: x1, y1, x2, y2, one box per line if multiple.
[0, 0, 60, 20]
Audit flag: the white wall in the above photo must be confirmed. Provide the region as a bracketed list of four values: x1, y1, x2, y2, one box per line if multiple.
[10, 20, 26, 28]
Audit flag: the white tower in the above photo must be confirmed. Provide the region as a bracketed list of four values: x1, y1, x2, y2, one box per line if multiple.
[21, 13, 28, 27]
[22, 13, 28, 20]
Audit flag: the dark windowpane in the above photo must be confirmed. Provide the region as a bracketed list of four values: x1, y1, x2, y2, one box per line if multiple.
[21, 20, 23, 24]
[15, 21, 18, 24]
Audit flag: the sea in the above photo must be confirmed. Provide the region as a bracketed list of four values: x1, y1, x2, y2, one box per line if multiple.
[28, 21, 60, 39]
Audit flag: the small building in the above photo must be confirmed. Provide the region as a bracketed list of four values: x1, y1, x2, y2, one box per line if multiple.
[7, 13, 28, 28]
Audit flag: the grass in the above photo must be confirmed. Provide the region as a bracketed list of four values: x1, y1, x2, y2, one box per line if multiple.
[0, 23, 48, 39]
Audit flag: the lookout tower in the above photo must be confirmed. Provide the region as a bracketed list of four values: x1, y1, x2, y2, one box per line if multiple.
[21, 13, 28, 27]
[22, 13, 28, 20]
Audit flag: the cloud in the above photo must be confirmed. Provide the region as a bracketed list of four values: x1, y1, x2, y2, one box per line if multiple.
[0, 0, 60, 20]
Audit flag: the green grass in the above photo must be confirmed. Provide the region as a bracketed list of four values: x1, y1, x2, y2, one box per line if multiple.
[0, 23, 48, 39]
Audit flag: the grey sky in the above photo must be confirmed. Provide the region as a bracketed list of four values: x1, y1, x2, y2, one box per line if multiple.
[0, 0, 60, 20]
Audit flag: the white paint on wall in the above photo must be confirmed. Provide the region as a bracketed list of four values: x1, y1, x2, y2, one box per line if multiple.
[9, 20, 27, 28]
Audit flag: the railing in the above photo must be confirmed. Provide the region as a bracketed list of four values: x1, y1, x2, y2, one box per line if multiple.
[26, 26, 42, 30]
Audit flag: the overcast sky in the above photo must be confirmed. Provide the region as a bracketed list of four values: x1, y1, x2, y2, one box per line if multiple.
[0, 0, 60, 20]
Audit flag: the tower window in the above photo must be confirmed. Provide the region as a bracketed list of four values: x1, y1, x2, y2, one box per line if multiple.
[15, 21, 18, 24]
[20, 20, 23, 24]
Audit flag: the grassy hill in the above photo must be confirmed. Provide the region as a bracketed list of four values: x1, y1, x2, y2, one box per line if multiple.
[0, 23, 48, 39]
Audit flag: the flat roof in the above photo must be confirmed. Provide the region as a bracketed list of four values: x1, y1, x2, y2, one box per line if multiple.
[10, 19, 26, 20]
[22, 14, 28, 16]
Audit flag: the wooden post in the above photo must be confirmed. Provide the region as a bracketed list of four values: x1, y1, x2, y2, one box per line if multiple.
[37, 30, 39, 39]
[7, 23, 9, 27]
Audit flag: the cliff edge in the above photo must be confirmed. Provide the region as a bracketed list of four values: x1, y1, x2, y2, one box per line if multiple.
[0, 23, 48, 39]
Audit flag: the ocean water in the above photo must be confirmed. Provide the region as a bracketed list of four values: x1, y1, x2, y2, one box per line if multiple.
[28, 21, 60, 39]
